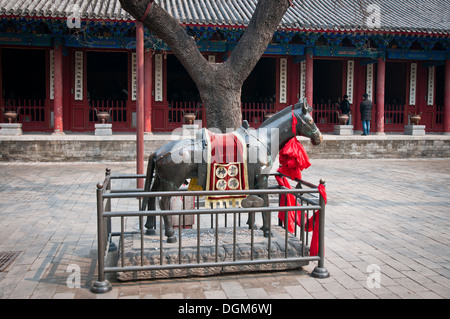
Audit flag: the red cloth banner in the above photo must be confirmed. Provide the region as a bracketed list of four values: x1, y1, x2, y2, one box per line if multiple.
[278, 137, 311, 181]
[276, 174, 326, 256]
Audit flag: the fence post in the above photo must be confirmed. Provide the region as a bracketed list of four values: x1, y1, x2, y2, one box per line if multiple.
[90, 182, 112, 293]
[105, 168, 117, 252]
[311, 179, 330, 279]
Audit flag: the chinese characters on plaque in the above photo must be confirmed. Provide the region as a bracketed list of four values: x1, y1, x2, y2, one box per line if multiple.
[299, 60, 306, 99]
[366, 63, 373, 101]
[49, 50, 54, 100]
[155, 54, 163, 102]
[427, 66, 435, 106]
[131, 53, 137, 101]
[279, 58, 287, 104]
[409, 63, 417, 105]
[346, 60, 354, 104]
[74, 51, 83, 101]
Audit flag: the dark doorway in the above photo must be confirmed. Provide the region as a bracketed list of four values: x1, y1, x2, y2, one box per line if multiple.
[313, 59, 343, 105]
[2, 48, 46, 100]
[241, 57, 276, 106]
[87, 51, 128, 101]
[166, 54, 201, 124]
[385, 62, 406, 105]
[384, 62, 407, 130]
[1, 48, 46, 125]
[167, 54, 200, 103]
[86, 51, 128, 123]
[435, 64, 445, 107]
[241, 57, 276, 127]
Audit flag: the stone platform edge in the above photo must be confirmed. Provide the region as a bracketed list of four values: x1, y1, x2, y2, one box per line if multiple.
[1, 133, 449, 161]
[116, 226, 309, 281]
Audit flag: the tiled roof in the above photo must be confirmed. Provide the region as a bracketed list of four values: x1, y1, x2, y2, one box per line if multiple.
[0, 0, 449, 35]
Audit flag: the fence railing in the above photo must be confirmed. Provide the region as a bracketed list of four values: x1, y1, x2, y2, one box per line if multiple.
[168, 101, 203, 125]
[89, 99, 128, 123]
[166, 101, 275, 129]
[1, 98, 46, 123]
[384, 104, 405, 130]
[312, 103, 339, 126]
[90, 168, 329, 293]
[435, 105, 444, 127]
[242, 102, 275, 127]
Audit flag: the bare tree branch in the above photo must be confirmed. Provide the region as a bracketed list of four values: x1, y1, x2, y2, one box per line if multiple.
[119, 0, 209, 83]
[118, 0, 291, 130]
[227, 0, 290, 84]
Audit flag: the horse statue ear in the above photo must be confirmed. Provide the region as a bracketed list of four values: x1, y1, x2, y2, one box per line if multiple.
[300, 97, 314, 114]
[294, 97, 307, 111]
[302, 100, 308, 114]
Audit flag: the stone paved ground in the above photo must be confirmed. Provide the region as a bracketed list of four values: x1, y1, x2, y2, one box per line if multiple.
[0, 159, 449, 299]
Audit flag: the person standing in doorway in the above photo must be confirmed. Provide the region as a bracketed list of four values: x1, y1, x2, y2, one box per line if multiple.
[340, 94, 351, 125]
[360, 93, 373, 135]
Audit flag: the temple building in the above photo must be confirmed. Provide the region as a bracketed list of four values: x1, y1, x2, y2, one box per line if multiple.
[0, 0, 449, 134]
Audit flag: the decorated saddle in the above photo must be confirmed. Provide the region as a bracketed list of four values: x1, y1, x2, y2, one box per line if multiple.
[189, 129, 249, 208]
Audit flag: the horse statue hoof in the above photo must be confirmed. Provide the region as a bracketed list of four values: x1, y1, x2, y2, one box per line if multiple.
[167, 236, 177, 243]
[262, 230, 273, 238]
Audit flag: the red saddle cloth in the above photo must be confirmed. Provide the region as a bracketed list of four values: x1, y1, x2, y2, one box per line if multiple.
[205, 131, 248, 207]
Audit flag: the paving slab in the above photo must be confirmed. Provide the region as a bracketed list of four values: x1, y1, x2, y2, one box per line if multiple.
[0, 158, 449, 299]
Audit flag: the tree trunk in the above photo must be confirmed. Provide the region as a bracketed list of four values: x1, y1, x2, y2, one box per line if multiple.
[198, 63, 243, 131]
[119, 0, 290, 131]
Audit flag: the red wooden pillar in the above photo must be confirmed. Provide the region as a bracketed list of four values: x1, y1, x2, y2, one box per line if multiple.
[354, 61, 365, 132]
[305, 48, 314, 106]
[444, 59, 450, 134]
[144, 50, 153, 133]
[136, 23, 145, 188]
[376, 57, 385, 135]
[53, 42, 64, 134]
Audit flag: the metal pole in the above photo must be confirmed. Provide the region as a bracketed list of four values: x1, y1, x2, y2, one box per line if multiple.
[136, 22, 145, 189]
[90, 183, 112, 293]
[311, 179, 330, 279]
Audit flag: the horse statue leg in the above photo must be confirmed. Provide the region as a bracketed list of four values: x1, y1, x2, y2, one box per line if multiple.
[242, 169, 271, 237]
[143, 154, 156, 235]
[258, 174, 271, 238]
[158, 193, 177, 243]
[144, 171, 176, 243]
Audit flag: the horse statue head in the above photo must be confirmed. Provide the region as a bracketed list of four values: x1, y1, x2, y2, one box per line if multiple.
[293, 98, 323, 146]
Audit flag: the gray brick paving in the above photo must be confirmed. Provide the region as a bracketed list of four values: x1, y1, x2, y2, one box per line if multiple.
[0, 159, 449, 299]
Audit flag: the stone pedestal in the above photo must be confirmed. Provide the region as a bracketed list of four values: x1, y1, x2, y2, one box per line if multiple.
[182, 124, 199, 138]
[334, 125, 353, 135]
[0, 123, 23, 136]
[116, 226, 309, 281]
[404, 125, 425, 136]
[170, 195, 195, 228]
[95, 123, 112, 136]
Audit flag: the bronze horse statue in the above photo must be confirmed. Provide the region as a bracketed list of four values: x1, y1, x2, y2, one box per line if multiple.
[142, 98, 323, 243]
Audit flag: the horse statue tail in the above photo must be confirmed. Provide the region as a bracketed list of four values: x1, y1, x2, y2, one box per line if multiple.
[142, 153, 157, 234]
[141, 152, 156, 210]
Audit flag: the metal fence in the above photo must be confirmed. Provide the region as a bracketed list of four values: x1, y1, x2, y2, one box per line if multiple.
[90, 168, 330, 293]
[164, 101, 275, 130]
